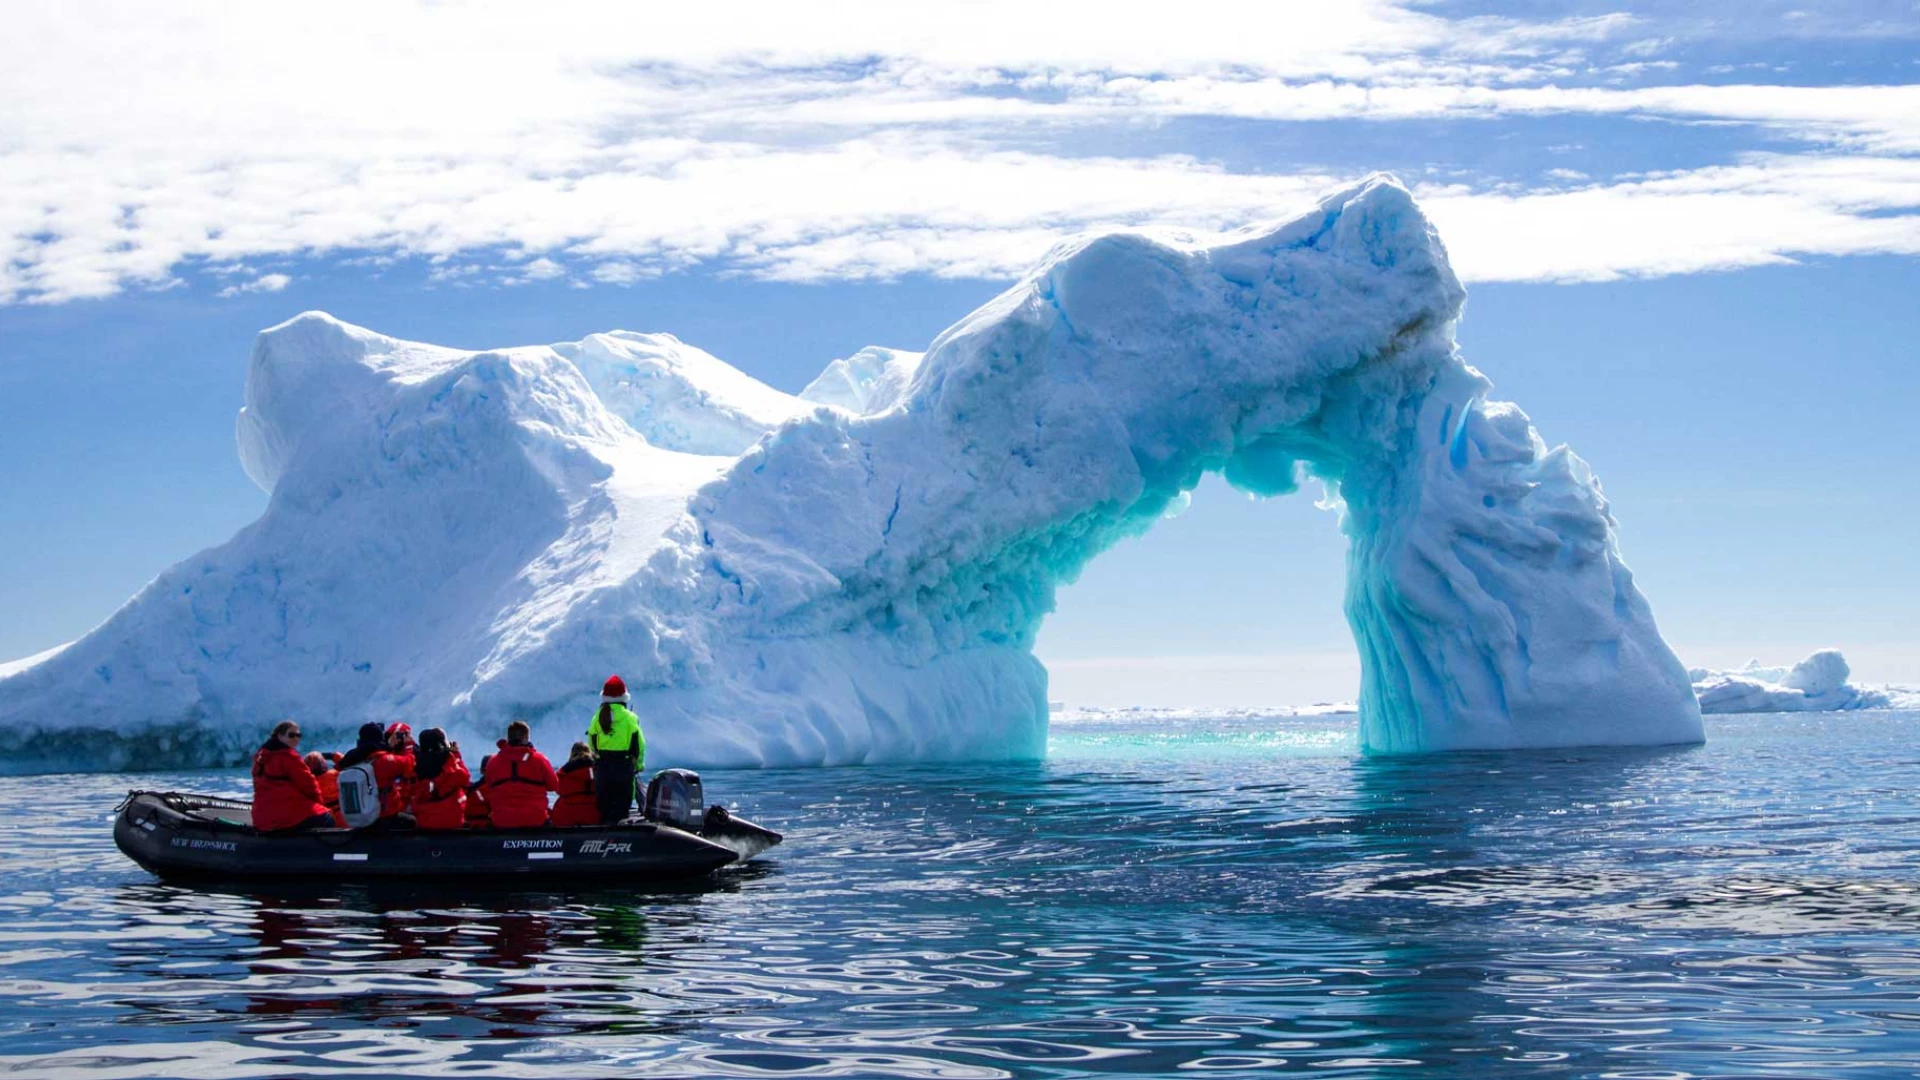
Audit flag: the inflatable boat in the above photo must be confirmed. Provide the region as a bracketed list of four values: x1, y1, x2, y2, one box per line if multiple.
[113, 776, 781, 883]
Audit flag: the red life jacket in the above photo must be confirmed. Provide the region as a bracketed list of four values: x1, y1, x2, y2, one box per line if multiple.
[408, 752, 470, 831]
[251, 743, 329, 831]
[550, 758, 598, 827]
[481, 742, 557, 828]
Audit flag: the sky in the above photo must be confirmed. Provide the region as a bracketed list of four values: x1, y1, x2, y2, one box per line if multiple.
[2, 1, 1917, 704]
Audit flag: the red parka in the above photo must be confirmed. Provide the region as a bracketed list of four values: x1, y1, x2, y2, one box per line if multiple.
[464, 785, 491, 827]
[315, 770, 344, 827]
[481, 742, 558, 828]
[252, 744, 329, 831]
[550, 758, 598, 827]
[408, 752, 470, 831]
[371, 750, 415, 819]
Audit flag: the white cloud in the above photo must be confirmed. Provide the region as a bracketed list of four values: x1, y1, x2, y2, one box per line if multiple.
[215, 272, 290, 298]
[1022, 78, 1920, 152]
[589, 261, 652, 285]
[1425, 155, 1920, 282]
[1, 1, 1917, 303]
[425, 263, 481, 286]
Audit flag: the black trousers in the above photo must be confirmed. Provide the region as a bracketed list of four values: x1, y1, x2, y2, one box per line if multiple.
[593, 756, 637, 824]
[270, 811, 337, 834]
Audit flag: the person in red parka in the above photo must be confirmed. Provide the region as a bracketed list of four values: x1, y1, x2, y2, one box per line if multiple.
[377, 723, 417, 820]
[464, 755, 492, 828]
[306, 751, 343, 827]
[481, 721, 558, 829]
[252, 721, 333, 832]
[406, 727, 470, 831]
[334, 722, 418, 828]
[550, 742, 599, 827]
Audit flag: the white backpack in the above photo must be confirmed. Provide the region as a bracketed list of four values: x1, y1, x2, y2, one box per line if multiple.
[337, 761, 381, 828]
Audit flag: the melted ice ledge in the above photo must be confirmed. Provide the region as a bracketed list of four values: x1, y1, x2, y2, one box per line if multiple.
[0, 177, 1701, 772]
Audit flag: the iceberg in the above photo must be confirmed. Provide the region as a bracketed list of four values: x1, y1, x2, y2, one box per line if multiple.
[0, 175, 1703, 774]
[1689, 650, 1920, 713]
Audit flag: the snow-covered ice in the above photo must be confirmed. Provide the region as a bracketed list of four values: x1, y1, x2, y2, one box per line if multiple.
[0, 644, 69, 681]
[798, 346, 924, 415]
[0, 175, 1704, 773]
[554, 331, 816, 456]
[1689, 649, 1920, 713]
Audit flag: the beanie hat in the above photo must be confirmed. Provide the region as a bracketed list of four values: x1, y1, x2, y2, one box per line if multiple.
[357, 721, 384, 746]
[384, 722, 413, 744]
[601, 675, 630, 704]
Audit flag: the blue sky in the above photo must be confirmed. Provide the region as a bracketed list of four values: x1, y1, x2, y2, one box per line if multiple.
[2, 1, 1917, 702]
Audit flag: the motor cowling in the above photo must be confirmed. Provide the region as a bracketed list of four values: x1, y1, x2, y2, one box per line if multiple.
[644, 769, 705, 830]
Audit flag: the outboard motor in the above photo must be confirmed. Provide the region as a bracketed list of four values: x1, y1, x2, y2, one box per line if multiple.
[644, 769, 705, 830]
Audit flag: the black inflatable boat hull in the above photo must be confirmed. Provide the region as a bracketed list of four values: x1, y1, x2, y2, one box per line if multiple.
[114, 791, 778, 882]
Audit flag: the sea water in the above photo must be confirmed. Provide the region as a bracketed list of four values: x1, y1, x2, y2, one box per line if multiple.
[4, 710, 1920, 1078]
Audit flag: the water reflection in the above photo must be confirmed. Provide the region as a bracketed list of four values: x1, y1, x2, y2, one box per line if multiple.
[1326, 741, 1920, 1075]
[113, 878, 779, 1041]
[1331, 743, 1697, 900]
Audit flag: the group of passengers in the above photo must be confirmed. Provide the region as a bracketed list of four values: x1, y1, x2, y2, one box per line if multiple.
[250, 676, 647, 833]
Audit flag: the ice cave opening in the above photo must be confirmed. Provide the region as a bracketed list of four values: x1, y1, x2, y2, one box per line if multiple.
[1036, 473, 1357, 710]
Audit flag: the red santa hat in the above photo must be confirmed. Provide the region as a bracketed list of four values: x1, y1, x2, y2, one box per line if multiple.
[601, 675, 630, 704]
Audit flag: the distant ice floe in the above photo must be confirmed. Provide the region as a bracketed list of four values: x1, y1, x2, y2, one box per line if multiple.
[1689, 650, 1920, 713]
[0, 175, 1703, 773]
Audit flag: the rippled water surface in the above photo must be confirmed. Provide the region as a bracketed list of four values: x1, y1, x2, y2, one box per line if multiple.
[7, 710, 1920, 1078]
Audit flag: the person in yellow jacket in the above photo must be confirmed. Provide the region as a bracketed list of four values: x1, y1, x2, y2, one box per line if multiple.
[587, 675, 646, 823]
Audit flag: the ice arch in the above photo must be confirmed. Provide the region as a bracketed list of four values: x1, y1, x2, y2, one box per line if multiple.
[0, 176, 1701, 772]
[679, 175, 1701, 757]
